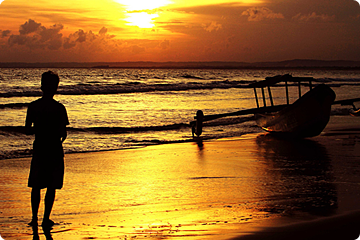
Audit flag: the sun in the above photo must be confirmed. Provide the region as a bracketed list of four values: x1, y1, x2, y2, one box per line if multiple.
[125, 12, 159, 28]
[113, 0, 172, 28]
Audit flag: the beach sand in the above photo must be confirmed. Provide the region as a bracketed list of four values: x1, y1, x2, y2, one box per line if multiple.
[1, 117, 360, 240]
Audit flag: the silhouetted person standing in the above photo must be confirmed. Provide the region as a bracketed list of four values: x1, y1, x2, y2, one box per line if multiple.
[192, 110, 204, 137]
[25, 71, 69, 228]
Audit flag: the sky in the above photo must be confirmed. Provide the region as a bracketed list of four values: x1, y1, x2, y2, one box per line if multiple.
[0, 0, 360, 62]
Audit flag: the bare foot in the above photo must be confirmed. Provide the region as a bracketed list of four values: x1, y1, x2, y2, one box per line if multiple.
[41, 219, 55, 228]
[28, 219, 38, 227]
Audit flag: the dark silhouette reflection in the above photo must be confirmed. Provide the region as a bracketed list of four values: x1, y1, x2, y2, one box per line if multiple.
[255, 134, 337, 217]
[32, 226, 40, 240]
[195, 138, 204, 149]
[194, 138, 205, 161]
[32, 226, 53, 240]
[43, 226, 54, 240]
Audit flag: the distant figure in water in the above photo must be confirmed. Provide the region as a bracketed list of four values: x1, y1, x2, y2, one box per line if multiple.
[25, 71, 69, 228]
[192, 110, 204, 137]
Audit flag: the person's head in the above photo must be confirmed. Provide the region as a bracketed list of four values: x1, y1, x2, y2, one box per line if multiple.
[41, 71, 59, 97]
[196, 110, 204, 119]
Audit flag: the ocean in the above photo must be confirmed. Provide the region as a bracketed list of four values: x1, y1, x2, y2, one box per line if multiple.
[1, 68, 360, 160]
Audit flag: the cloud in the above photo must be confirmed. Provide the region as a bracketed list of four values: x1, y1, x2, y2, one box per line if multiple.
[63, 27, 117, 50]
[203, 21, 222, 32]
[99, 27, 108, 35]
[2, 19, 176, 61]
[19, 19, 42, 35]
[0, 30, 11, 38]
[7, 19, 118, 52]
[8, 19, 63, 50]
[63, 29, 87, 49]
[292, 12, 335, 22]
[242, 7, 284, 22]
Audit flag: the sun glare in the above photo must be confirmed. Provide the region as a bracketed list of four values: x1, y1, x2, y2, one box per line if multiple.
[114, 0, 172, 28]
[117, 0, 171, 11]
[126, 12, 159, 28]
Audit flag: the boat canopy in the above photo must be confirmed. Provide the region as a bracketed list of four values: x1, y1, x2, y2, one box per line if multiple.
[249, 74, 315, 108]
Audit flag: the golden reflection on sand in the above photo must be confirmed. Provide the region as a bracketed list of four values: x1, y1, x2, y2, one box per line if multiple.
[0, 133, 342, 239]
[56, 136, 286, 238]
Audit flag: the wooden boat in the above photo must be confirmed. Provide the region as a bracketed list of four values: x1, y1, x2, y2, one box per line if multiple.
[191, 74, 336, 138]
[191, 74, 360, 138]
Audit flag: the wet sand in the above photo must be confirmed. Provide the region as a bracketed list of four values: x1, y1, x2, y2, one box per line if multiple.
[232, 210, 360, 240]
[1, 118, 360, 240]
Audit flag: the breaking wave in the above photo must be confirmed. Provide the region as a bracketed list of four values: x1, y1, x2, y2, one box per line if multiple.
[0, 80, 255, 98]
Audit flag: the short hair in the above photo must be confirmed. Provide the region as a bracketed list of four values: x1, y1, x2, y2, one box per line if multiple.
[41, 71, 59, 93]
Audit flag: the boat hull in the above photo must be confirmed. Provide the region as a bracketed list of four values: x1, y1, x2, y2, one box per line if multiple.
[255, 84, 336, 138]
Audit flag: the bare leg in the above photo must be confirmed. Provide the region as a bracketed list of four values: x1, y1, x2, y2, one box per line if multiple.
[42, 188, 56, 227]
[29, 188, 41, 226]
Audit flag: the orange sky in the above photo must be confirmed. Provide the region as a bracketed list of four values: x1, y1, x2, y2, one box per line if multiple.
[0, 0, 360, 62]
